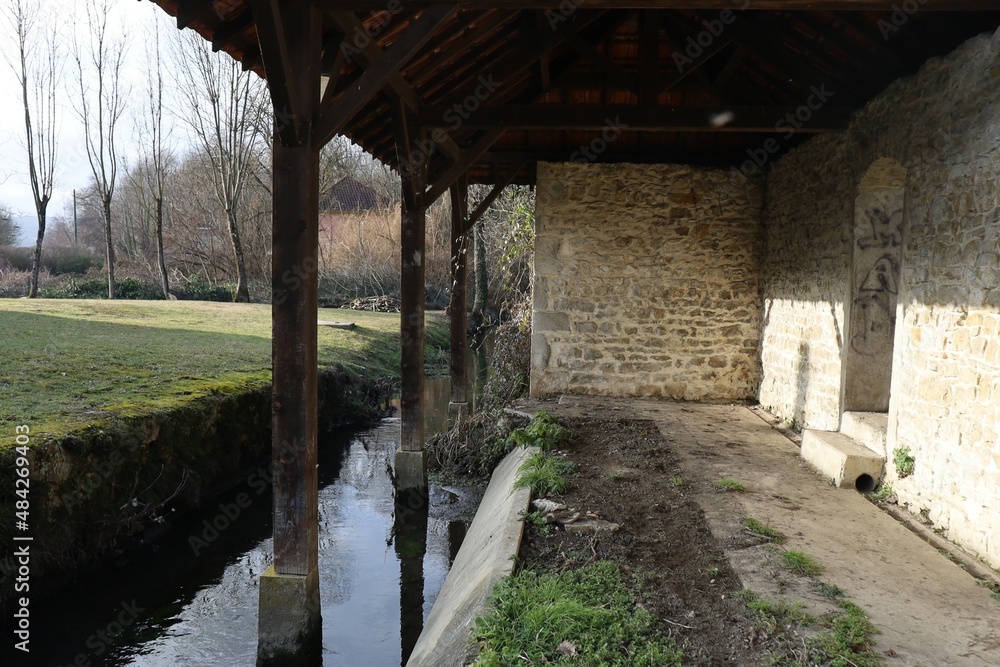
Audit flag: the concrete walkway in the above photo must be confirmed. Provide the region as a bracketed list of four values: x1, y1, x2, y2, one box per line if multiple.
[531, 396, 1000, 667]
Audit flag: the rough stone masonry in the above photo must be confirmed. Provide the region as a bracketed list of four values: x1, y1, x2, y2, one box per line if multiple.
[530, 28, 1000, 571]
[760, 28, 1000, 568]
[531, 162, 764, 401]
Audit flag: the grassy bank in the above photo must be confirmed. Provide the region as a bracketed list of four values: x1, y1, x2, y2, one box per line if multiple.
[0, 300, 449, 444]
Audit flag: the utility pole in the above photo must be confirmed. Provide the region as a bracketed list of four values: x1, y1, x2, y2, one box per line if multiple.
[73, 189, 78, 246]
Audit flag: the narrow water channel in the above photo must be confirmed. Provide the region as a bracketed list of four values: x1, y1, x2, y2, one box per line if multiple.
[5, 338, 491, 667]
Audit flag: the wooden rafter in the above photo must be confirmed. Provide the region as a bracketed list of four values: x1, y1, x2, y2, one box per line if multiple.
[175, 0, 216, 30]
[424, 128, 507, 204]
[417, 104, 850, 132]
[249, 0, 302, 145]
[313, 1, 1000, 9]
[464, 157, 529, 233]
[213, 7, 253, 52]
[313, 6, 458, 147]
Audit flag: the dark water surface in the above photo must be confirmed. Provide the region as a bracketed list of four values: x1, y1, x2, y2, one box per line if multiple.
[5, 349, 489, 667]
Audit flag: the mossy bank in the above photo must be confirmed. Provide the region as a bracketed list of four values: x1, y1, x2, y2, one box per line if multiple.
[0, 300, 449, 600]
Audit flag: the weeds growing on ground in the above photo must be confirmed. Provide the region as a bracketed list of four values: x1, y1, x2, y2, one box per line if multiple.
[717, 479, 746, 492]
[473, 562, 684, 666]
[818, 582, 846, 599]
[742, 517, 786, 543]
[669, 476, 687, 487]
[513, 452, 578, 496]
[782, 550, 822, 577]
[506, 410, 572, 451]
[739, 590, 816, 634]
[741, 589, 884, 667]
[520, 510, 551, 535]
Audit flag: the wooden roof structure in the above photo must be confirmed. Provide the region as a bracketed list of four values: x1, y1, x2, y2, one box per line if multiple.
[150, 1, 1000, 191]
[147, 6, 1000, 660]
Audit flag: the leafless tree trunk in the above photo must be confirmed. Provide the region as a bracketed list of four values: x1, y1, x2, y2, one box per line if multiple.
[71, 0, 127, 299]
[3, 0, 61, 298]
[138, 17, 171, 298]
[173, 33, 267, 303]
[472, 224, 489, 320]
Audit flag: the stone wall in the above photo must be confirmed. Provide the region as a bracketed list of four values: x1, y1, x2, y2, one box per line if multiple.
[531, 162, 763, 401]
[760, 28, 1000, 567]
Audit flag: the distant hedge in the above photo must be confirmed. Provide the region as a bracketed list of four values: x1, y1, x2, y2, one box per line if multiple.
[42, 277, 166, 300]
[0, 245, 102, 275]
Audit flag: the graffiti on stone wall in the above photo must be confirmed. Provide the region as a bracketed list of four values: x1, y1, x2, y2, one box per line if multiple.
[850, 202, 903, 357]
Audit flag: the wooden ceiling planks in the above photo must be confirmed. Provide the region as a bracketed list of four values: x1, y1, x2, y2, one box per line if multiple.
[147, 1, 1000, 184]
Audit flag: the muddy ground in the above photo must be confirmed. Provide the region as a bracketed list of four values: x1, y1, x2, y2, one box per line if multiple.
[518, 417, 793, 666]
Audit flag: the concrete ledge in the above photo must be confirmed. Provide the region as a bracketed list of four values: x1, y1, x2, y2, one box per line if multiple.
[257, 566, 322, 666]
[801, 429, 885, 489]
[395, 449, 428, 492]
[406, 446, 537, 667]
[839, 411, 888, 455]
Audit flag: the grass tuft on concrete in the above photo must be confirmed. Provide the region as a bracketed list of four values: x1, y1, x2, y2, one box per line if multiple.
[473, 561, 683, 666]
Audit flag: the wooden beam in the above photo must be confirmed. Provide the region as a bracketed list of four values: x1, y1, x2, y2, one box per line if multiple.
[398, 132, 428, 460]
[323, 11, 464, 161]
[423, 129, 506, 205]
[175, 0, 216, 30]
[719, 13, 867, 104]
[249, 0, 301, 145]
[314, 1, 1000, 10]
[448, 177, 469, 409]
[417, 104, 851, 132]
[212, 7, 254, 52]
[313, 6, 458, 147]
[464, 158, 528, 233]
[393, 99, 419, 210]
[269, 0, 321, 576]
[320, 33, 348, 107]
[639, 10, 659, 104]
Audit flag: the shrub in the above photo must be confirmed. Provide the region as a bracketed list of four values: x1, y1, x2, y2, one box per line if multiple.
[42, 277, 164, 300]
[506, 410, 572, 451]
[172, 275, 239, 302]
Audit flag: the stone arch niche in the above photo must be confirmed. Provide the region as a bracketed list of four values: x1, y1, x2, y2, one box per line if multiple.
[843, 158, 907, 413]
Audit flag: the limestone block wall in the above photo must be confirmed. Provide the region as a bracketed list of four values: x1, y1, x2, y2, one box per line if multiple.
[761, 28, 1000, 567]
[531, 162, 763, 401]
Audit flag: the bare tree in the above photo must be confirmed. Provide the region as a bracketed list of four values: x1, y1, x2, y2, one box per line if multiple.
[137, 16, 171, 298]
[3, 0, 61, 297]
[173, 33, 268, 302]
[71, 0, 127, 299]
[0, 203, 18, 246]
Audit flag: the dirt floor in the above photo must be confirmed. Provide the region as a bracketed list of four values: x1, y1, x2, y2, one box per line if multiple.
[513, 398, 1000, 667]
[518, 417, 773, 665]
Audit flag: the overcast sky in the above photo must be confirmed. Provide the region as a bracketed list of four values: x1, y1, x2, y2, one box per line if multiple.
[0, 0, 178, 244]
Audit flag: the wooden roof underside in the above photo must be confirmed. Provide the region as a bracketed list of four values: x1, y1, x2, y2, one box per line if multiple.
[149, 1, 1000, 186]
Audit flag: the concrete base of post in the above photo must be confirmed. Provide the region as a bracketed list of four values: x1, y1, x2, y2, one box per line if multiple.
[447, 401, 469, 428]
[257, 566, 322, 667]
[395, 448, 428, 492]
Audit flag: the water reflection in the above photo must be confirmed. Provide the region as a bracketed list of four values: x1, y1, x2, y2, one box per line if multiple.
[6, 420, 479, 667]
[3, 338, 491, 667]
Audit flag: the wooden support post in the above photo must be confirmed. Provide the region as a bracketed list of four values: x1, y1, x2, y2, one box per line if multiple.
[448, 178, 470, 425]
[270, 132, 320, 577]
[257, 2, 322, 665]
[396, 108, 429, 491]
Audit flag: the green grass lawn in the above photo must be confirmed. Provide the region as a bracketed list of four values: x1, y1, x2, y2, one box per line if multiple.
[0, 299, 448, 441]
